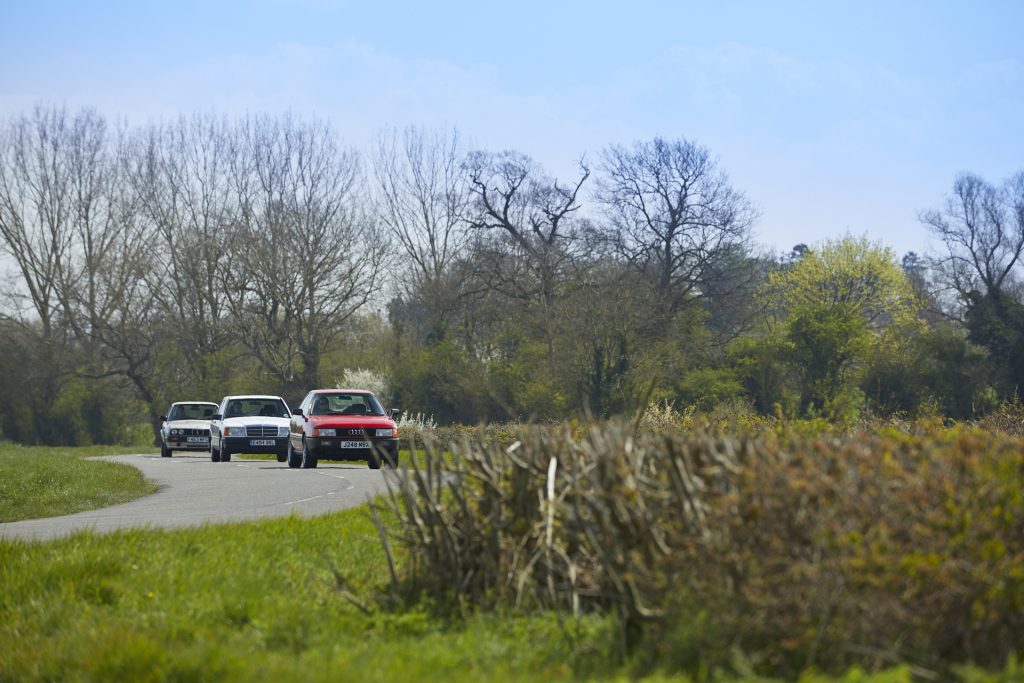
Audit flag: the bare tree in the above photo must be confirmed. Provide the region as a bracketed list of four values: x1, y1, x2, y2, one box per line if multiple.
[465, 150, 590, 368]
[595, 137, 758, 321]
[227, 114, 388, 391]
[373, 125, 471, 343]
[921, 171, 1024, 307]
[921, 170, 1024, 395]
[0, 105, 166, 436]
[0, 104, 80, 439]
[129, 114, 237, 388]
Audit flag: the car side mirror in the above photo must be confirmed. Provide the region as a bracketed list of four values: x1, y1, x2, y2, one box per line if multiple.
[293, 408, 303, 416]
[159, 415, 166, 421]
[211, 413, 222, 421]
[390, 408, 401, 419]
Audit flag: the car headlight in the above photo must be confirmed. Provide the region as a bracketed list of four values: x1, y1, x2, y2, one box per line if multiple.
[224, 425, 247, 436]
[375, 428, 394, 437]
[314, 428, 336, 437]
[172, 429, 181, 436]
[278, 426, 289, 437]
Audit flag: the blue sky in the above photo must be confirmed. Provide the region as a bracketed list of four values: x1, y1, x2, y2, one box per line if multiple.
[2, 0, 1022, 258]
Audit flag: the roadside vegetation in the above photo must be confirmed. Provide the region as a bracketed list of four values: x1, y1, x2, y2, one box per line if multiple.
[2, 103, 1023, 680]
[377, 409, 1024, 681]
[4, 414, 1024, 681]
[1, 106, 1022, 450]
[0, 444, 156, 522]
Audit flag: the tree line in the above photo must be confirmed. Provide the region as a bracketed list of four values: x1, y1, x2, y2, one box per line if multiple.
[0, 104, 1021, 444]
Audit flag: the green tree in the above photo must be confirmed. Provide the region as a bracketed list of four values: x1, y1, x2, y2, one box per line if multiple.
[763, 236, 923, 417]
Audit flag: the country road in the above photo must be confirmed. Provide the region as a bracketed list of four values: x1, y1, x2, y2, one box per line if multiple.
[0, 452, 392, 542]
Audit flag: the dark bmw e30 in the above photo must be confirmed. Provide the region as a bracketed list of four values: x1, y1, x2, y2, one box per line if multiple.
[287, 389, 399, 469]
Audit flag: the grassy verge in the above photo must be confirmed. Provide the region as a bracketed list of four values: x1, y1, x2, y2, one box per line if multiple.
[3, 435, 1018, 681]
[1, 504, 987, 682]
[0, 444, 157, 522]
[0, 508, 619, 682]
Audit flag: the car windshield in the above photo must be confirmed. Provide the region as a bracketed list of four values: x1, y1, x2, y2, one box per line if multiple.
[223, 398, 289, 419]
[168, 403, 216, 420]
[309, 393, 384, 416]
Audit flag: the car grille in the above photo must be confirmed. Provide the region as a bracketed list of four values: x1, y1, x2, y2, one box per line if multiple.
[182, 428, 208, 437]
[245, 425, 279, 437]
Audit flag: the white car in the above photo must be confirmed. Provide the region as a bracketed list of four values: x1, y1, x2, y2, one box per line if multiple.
[159, 401, 218, 457]
[209, 395, 291, 463]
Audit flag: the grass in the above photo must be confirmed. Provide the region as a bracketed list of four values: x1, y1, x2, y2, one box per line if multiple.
[0, 444, 157, 522]
[2, 440, 1017, 681]
[0, 509, 620, 682]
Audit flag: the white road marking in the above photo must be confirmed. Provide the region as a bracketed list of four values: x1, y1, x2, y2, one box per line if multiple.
[284, 495, 325, 505]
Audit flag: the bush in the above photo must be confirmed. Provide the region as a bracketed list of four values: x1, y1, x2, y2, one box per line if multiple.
[336, 368, 392, 407]
[376, 419, 1024, 679]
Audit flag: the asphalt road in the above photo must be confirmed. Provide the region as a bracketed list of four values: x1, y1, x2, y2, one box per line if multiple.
[0, 452, 392, 542]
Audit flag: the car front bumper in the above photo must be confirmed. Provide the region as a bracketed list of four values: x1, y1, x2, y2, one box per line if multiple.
[307, 437, 399, 461]
[166, 436, 211, 450]
[222, 436, 288, 454]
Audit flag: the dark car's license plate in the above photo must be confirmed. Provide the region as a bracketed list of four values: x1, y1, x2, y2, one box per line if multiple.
[250, 439, 275, 446]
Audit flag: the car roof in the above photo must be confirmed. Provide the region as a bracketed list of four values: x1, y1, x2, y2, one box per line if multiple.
[171, 401, 218, 406]
[313, 389, 374, 394]
[222, 395, 287, 401]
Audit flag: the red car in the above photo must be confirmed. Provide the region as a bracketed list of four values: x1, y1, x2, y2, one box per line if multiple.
[287, 389, 400, 469]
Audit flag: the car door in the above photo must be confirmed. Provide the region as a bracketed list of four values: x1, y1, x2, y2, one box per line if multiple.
[211, 397, 228, 449]
[289, 392, 314, 448]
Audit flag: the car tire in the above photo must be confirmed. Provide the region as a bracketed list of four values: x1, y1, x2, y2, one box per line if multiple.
[161, 443, 172, 458]
[287, 439, 301, 469]
[221, 443, 231, 462]
[276, 450, 287, 463]
[382, 448, 398, 468]
[367, 449, 381, 470]
[211, 442, 220, 463]
[301, 440, 318, 469]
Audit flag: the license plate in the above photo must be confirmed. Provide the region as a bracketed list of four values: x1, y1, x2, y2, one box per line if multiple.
[187, 436, 208, 443]
[340, 440, 370, 449]
[250, 439, 275, 446]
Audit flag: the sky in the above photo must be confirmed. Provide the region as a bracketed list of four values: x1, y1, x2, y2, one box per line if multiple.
[1, 0, 1022, 259]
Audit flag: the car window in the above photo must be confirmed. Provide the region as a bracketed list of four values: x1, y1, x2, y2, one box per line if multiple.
[223, 399, 290, 418]
[310, 393, 384, 416]
[169, 403, 216, 420]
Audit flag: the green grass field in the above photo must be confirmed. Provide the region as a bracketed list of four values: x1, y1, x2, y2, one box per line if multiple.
[0, 444, 157, 522]
[0, 506, 622, 682]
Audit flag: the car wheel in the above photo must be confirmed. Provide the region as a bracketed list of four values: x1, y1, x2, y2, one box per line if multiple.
[382, 448, 398, 468]
[287, 439, 301, 469]
[301, 440, 318, 469]
[276, 450, 287, 463]
[211, 442, 220, 463]
[161, 442, 172, 458]
[221, 443, 231, 463]
[367, 449, 381, 470]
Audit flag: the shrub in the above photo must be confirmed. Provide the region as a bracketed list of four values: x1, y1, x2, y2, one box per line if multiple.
[376, 419, 1024, 679]
[336, 368, 392, 406]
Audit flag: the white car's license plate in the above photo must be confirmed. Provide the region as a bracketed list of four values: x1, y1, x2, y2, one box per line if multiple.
[187, 436, 208, 443]
[250, 439, 275, 446]
[340, 440, 370, 449]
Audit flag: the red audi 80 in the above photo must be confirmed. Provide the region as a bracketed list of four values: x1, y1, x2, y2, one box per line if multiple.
[287, 389, 400, 469]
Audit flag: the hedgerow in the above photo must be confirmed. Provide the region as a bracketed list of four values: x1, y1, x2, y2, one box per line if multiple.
[376, 415, 1024, 679]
